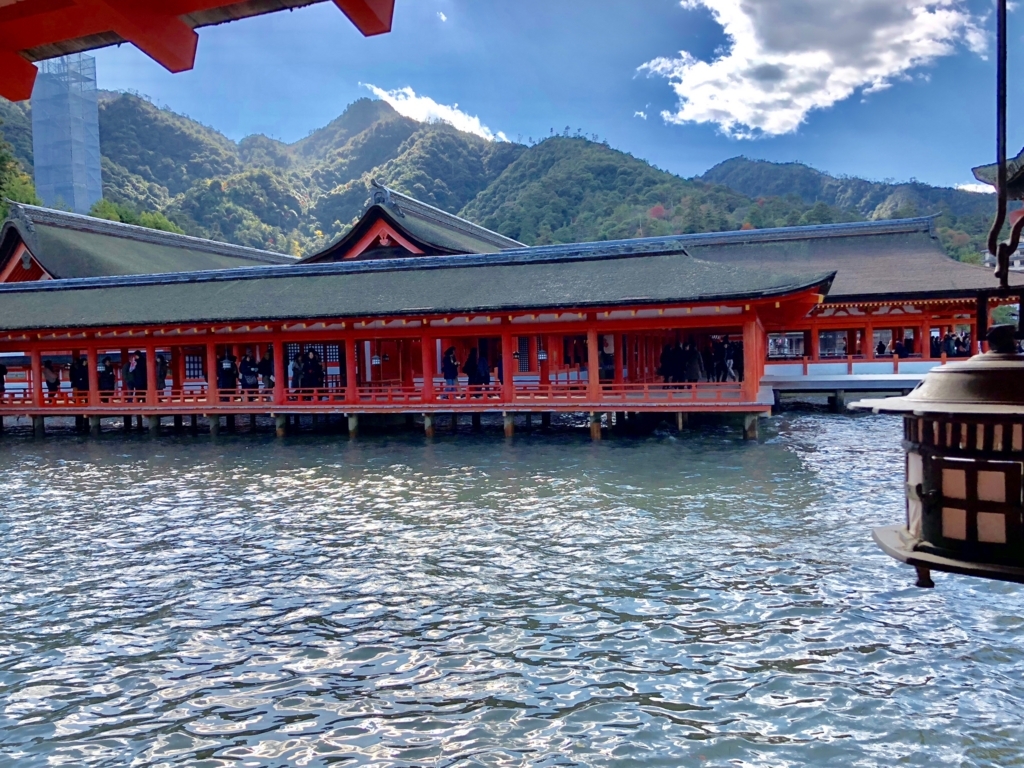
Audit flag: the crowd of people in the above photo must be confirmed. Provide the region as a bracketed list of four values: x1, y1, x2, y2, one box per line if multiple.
[658, 336, 743, 384]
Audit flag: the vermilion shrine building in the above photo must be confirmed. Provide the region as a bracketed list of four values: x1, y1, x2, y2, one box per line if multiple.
[0, 187, 1020, 438]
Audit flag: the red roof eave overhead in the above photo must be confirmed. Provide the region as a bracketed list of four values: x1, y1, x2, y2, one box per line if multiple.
[0, 0, 395, 101]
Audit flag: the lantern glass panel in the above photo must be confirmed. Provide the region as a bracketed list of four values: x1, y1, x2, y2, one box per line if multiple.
[978, 512, 1008, 544]
[908, 452, 923, 486]
[978, 470, 1007, 503]
[942, 507, 968, 540]
[943, 468, 968, 500]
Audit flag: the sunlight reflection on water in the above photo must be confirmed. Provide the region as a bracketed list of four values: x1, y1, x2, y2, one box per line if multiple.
[1, 413, 1023, 766]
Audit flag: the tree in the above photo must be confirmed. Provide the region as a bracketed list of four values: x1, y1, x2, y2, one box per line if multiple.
[0, 123, 41, 219]
[89, 199, 185, 234]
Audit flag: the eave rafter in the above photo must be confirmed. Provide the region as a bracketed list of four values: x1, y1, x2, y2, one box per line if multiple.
[0, 0, 395, 100]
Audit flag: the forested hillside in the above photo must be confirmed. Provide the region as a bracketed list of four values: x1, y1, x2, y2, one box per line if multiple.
[702, 157, 997, 262]
[0, 93, 998, 260]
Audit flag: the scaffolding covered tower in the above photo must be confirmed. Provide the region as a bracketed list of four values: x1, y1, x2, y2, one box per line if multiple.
[30, 54, 102, 215]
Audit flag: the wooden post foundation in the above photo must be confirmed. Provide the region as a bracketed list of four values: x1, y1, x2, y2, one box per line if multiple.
[541, 412, 551, 428]
[249, 413, 257, 431]
[472, 413, 482, 431]
[275, 414, 287, 437]
[123, 415, 131, 431]
[226, 414, 236, 432]
[209, 416, 220, 437]
[830, 390, 846, 413]
[676, 412, 688, 431]
[190, 414, 199, 434]
[590, 412, 602, 441]
[348, 414, 359, 438]
[743, 413, 759, 441]
[89, 415, 101, 436]
[451, 412, 458, 432]
[33, 415, 44, 438]
[148, 415, 160, 436]
[173, 415, 183, 432]
[424, 413, 435, 438]
[503, 412, 514, 437]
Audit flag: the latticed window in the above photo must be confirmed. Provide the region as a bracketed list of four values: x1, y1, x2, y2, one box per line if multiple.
[185, 354, 204, 379]
[325, 344, 341, 363]
[518, 337, 530, 372]
[285, 343, 301, 362]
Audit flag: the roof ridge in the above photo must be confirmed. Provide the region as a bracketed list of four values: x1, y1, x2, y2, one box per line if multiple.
[8, 203, 297, 264]
[374, 182, 525, 249]
[0, 237, 707, 293]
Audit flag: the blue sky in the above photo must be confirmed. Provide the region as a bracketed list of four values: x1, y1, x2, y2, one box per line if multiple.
[92, 0, 1024, 189]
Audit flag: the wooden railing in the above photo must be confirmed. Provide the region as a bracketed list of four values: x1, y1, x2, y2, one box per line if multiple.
[0, 378, 761, 412]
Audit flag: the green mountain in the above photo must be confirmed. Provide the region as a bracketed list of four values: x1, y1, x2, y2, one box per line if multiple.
[0, 93, 998, 262]
[701, 156, 997, 262]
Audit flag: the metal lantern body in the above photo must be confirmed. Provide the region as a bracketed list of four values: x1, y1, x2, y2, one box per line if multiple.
[853, 338, 1024, 584]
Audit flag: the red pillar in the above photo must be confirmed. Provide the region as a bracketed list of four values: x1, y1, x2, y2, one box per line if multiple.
[420, 333, 435, 403]
[205, 341, 218, 400]
[742, 319, 759, 401]
[87, 346, 99, 408]
[501, 331, 515, 402]
[29, 347, 41, 408]
[273, 338, 285, 405]
[145, 345, 157, 405]
[345, 337, 359, 405]
[613, 334, 623, 384]
[586, 325, 600, 401]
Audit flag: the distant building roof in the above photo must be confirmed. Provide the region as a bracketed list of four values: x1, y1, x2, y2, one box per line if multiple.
[671, 217, 1024, 302]
[0, 203, 296, 280]
[0, 235, 833, 331]
[301, 180, 524, 262]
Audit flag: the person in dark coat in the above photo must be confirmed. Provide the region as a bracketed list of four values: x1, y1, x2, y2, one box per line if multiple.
[217, 353, 238, 400]
[239, 351, 259, 400]
[0, 359, 7, 395]
[682, 339, 705, 383]
[659, 344, 672, 383]
[441, 347, 459, 398]
[133, 350, 148, 394]
[98, 356, 116, 401]
[257, 350, 274, 390]
[301, 350, 322, 398]
[156, 354, 169, 391]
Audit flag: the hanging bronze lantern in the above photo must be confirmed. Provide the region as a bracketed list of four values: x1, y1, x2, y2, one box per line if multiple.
[852, 326, 1024, 587]
[852, 0, 1024, 587]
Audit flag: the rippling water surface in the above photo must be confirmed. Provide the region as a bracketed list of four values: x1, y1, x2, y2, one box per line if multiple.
[2, 413, 1024, 767]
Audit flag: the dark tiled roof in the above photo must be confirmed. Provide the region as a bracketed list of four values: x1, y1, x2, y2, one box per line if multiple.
[0, 203, 296, 279]
[0, 237, 833, 331]
[672, 217, 1024, 301]
[301, 181, 523, 262]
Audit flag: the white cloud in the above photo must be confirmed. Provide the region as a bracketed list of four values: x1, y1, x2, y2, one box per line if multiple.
[362, 84, 508, 142]
[639, 0, 987, 138]
[956, 182, 996, 194]
[437, 11, 447, 22]
[634, 110, 648, 120]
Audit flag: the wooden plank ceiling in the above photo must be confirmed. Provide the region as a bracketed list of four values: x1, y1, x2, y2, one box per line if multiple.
[0, 0, 394, 100]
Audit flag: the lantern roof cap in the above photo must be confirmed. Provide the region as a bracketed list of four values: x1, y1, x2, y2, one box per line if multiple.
[852, 327, 1024, 416]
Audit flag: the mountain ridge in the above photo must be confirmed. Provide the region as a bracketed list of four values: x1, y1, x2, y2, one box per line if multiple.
[0, 93, 997, 261]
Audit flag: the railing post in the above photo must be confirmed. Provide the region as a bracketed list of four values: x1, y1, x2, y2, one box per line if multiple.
[586, 324, 600, 402]
[87, 346, 99, 408]
[420, 333, 435, 404]
[29, 347, 41, 409]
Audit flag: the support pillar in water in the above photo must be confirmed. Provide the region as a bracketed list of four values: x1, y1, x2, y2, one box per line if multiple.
[275, 414, 287, 437]
[676, 412, 688, 431]
[830, 390, 846, 414]
[348, 414, 359, 438]
[123, 415, 131, 431]
[743, 413, 759, 441]
[541, 412, 551, 428]
[147, 415, 160, 436]
[209, 416, 220, 437]
[589, 412, 602, 441]
[33, 415, 45, 438]
[472, 413, 482, 431]
[525, 413, 532, 431]
[503, 412, 514, 438]
[173, 415, 183, 432]
[190, 414, 199, 434]
[451, 412, 458, 432]
[424, 413, 435, 438]
[89, 415, 101, 436]
[249, 413, 257, 431]
[135, 415, 143, 431]
[226, 414, 236, 432]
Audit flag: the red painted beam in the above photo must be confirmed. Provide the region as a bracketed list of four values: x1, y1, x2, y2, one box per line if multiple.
[81, 0, 198, 72]
[0, 50, 38, 101]
[333, 0, 394, 36]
